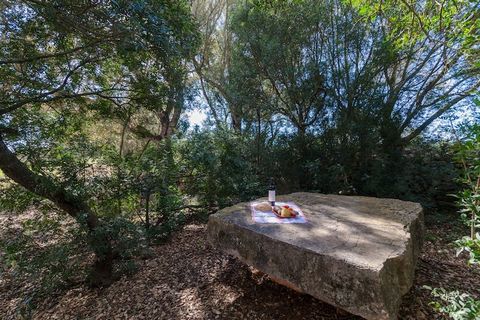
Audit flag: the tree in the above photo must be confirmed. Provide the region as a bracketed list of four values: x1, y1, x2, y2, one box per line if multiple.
[192, 0, 255, 132]
[0, 0, 197, 286]
[348, 0, 480, 150]
[211, 0, 479, 194]
[229, 0, 328, 135]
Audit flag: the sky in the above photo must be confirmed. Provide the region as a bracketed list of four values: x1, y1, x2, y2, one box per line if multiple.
[186, 108, 208, 127]
[184, 101, 479, 140]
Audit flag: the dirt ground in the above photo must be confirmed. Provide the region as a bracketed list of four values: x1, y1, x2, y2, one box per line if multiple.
[1, 214, 479, 320]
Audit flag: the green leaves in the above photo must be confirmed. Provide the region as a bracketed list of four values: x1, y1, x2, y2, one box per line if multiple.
[452, 124, 480, 244]
[0, 0, 199, 216]
[425, 287, 480, 320]
[229, 0, 328, 133]
[455, 235, 480, 265]
[0, 0, 200, 294]
[178, 129, 263, 209]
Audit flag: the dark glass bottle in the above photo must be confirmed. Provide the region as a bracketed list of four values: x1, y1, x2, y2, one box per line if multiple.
[268, 177, 276, 206]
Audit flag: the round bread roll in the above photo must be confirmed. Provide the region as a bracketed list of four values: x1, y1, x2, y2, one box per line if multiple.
[255, 202, 272, 212]
[280, 207, 292, 217]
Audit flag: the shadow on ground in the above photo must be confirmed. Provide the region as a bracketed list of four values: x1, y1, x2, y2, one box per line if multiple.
[1, 221, 478, 320]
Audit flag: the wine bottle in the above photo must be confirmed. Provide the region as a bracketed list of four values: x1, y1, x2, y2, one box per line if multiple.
[268, 177, 275, 206]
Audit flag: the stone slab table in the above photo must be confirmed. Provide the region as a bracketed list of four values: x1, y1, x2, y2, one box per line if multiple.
[207, 192, 424, 320]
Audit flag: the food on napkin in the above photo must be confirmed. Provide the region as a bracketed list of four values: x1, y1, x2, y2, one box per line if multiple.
[281, 206, 295, 217]
[272, 205, 296, 218]
[254, 202, 272, 212]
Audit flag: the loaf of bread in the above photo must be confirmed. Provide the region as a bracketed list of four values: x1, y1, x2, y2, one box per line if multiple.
[255, 202, 272, 212]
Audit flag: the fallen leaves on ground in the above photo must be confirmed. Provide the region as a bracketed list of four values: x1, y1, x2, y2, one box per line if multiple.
[1, 217, 479, 319]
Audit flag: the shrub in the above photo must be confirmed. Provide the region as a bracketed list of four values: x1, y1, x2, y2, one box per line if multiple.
[452, 124, 480, 262]
[178, 129, 264, 209]
[425, 287, 480, 320]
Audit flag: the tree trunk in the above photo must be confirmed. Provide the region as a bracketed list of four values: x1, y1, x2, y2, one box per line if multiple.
[380, 123, 404, 158]
[0, 136, 114, 286]
[295, 126, 310, 190]
[378, 121, 406, 197]
[231, 108, 242, 133]
[89, 250, 114, 287]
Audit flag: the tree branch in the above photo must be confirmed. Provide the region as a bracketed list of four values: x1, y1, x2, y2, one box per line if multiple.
[0, 136, 98, 231]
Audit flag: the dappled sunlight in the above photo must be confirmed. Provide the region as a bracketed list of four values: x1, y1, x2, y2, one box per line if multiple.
[231, 194, 412, 269]
[0, 0, 477, 319]
[209, 193, 424, 319]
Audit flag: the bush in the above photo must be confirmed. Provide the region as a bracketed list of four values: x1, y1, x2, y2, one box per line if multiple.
[450, 124, 480, 262]
[178, 128, 264, 209]
[425, 287, 480, 320]
[175, 126, 460, 211]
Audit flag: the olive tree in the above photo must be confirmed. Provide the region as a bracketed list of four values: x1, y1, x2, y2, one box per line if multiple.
[0, 0, 197, 286]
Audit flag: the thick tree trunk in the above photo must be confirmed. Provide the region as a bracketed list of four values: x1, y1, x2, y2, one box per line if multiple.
[380, 124, 404, 158]
[378, 122, 407, 197]
[231, 109, 242, 133]
[0, 136, 114, 286]
[89, 250, 114, 287]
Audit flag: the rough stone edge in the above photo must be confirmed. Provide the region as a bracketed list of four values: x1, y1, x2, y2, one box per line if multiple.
[379, 202, 424, 319]
[207, 195, 424, 320]
[208, 214, 385, 319]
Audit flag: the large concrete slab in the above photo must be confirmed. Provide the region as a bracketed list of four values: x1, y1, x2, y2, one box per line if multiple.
[207, 192, 424, 320]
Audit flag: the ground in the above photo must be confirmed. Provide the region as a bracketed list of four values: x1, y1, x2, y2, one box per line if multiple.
[1, 212, 479, 320]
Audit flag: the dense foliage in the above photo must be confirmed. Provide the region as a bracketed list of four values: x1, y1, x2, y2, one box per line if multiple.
[453, 124, 480, 264]
[0, 0, 199, 287]
[427, 287, 480, 320]
[0, 1, 479, 317]
[192, 0, 478, 203]
[426, 124, 480, 319]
